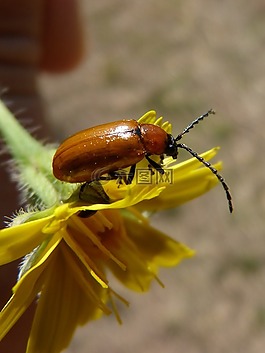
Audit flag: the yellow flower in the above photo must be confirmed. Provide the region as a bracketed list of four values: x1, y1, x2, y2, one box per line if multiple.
[0, 197, 195, 352]
[0, 101, 228, 353]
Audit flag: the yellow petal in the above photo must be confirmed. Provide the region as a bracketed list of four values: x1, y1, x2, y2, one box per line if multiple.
[164, 147, 220, 172]
[26, 244, 108, 353]
[0, 233, 60, 340]
[0, 233, 61, 339]
[60, 243, 111, 317]
[71, 183, 165, 213]
[63, 227, 109, 288]
[0, 216, 53, 265]
[137, 110, 157, 124]
[103, 209, 193, 292]
[136, 156, 222, 212]
[107, 239, 157, 292]
[123, 209, 195, 266]
[69, 215, 126, 271]
[0, 265, 43, 340]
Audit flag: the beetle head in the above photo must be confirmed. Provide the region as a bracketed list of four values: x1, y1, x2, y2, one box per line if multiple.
[164, 134, 178, 159]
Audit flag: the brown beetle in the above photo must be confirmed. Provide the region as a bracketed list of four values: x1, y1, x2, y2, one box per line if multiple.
[52, 110, 233, 212]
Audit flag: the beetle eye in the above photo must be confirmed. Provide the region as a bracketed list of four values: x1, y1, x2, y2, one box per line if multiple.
[165, 134, 178, 158]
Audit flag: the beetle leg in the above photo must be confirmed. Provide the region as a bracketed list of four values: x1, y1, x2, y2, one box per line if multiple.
[127, 164, 136, 184]
[107, 166, 137, 185]
[145, 155, 164, 174]
[147, 163, 155, 175]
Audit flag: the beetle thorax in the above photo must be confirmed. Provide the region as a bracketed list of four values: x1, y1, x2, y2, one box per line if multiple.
[139, 124, 169, 155]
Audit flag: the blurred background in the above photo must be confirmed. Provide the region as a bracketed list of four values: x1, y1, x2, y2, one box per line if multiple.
[1, 1, 265, 352]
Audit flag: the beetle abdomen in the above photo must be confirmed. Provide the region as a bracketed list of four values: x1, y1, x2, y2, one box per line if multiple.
[53, 120, 145, 182]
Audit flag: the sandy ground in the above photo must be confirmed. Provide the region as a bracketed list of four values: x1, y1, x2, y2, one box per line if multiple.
[39, 1, 265, 352]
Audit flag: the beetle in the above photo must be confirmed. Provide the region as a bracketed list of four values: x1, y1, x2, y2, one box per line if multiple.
[52, 109, 233, 212]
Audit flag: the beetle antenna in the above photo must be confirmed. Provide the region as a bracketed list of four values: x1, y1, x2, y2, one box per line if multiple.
[177, 143, 233, 213]
[175, 109, 215, 142]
